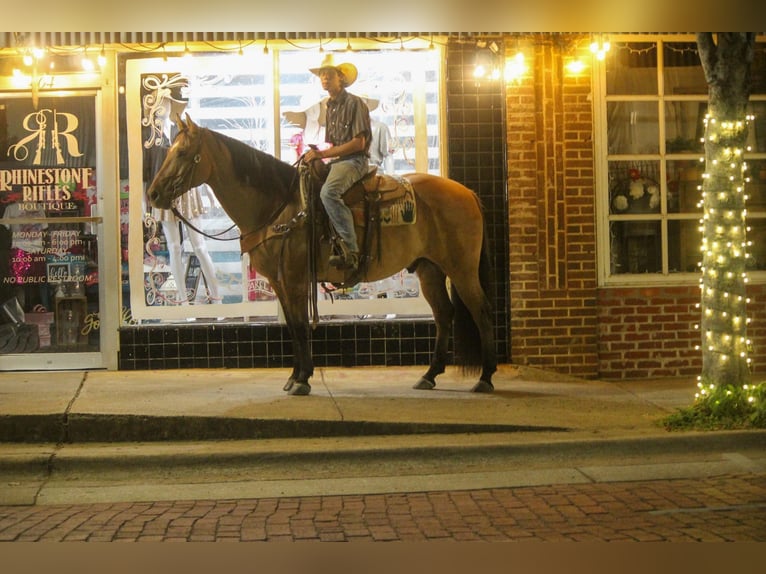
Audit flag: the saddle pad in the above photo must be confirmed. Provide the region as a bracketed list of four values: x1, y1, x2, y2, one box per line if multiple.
[351, 177, 417, 227]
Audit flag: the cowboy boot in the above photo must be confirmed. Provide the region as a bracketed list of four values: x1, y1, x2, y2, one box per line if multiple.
[329, 250, 359, 270]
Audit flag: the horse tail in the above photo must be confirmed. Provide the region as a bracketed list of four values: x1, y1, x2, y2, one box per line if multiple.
[451, 210, 494, 375]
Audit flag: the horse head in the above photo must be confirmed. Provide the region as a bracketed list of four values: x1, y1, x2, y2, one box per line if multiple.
[147, 113, 211, 209]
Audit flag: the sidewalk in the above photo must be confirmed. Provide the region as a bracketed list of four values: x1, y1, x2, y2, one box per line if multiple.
[0, 363, 707, 443]
[1, 363, 764, 507]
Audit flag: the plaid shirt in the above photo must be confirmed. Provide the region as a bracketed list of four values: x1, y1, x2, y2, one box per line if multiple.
[325, 89, 371, 157]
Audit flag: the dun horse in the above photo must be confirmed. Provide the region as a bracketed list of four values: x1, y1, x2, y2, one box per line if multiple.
[147, 114, 496, 396]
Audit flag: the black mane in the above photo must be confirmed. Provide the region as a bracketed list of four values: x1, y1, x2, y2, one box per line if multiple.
[207, 128, 298, 200]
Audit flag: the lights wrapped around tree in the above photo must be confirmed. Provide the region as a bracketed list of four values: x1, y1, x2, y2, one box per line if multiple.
[695, 112, 759, 411]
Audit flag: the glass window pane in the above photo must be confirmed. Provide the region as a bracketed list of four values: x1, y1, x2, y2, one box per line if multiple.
[665, 101, 706, 154]
[279, 49, 441, 176]
[606, 42, 658, 95]
[751, 42, 766, 95]
[0, 95, 101, 353]
[607, 101, 659, 154]
[749, 159, 766, 210]
[609, 160, 661, 214]
[663, 42, 707, 95]
[668, 219, 702, 273]
[747, 101, 766, 154]
[609, 220, 662, 274]
[747, 218, 766, 271]
[667, 159, 704, 213]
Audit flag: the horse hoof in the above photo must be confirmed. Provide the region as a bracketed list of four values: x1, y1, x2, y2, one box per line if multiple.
[283, 378, 295, 392]
[288, 381, 311, 396]
[413, 378, 436, 390]
[471, 380, 494, 393]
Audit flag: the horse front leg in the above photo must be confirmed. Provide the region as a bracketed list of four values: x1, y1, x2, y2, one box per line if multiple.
[271, 284, 314, 396]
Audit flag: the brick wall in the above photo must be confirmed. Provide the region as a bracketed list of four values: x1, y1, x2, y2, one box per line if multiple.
[598, 284, 766, 380]
[506, 35, 600, 378]
[503, 37, 766, 382]
[597, 286, 700, 379]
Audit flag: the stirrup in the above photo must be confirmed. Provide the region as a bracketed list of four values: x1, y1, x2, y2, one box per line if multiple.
[329, 251, 359, 270]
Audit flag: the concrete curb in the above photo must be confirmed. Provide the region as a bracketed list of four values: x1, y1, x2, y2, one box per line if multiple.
[0, 413, 569, 443]
[3, 429, 764, 475]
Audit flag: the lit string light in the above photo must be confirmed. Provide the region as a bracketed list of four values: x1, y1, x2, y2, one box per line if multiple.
[695, 111, 758, 405]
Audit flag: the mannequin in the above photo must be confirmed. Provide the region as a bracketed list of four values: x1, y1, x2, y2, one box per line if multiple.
[159, 185, 221, 305]
[284, 94, 393, 173]
[142, 79, 220, 305]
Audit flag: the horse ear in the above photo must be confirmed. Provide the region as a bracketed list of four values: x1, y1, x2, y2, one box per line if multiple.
[172, 112, 186, 132]
[185, 113, 199, 133]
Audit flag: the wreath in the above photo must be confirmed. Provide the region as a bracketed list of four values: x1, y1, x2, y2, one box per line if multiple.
[611, 168, 660, 214]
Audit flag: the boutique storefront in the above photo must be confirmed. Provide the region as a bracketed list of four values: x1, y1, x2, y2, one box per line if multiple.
[0, 33, 511, 372]
[1, 32, 765, 380]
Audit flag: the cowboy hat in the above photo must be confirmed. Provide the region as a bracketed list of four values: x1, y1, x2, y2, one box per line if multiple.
[309, 53, 358, 87]
[357, 94, 380, 112]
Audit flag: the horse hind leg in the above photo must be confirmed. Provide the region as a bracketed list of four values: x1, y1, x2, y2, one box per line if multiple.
[450, 275, 497, 393]
[412, 260, 453, 390]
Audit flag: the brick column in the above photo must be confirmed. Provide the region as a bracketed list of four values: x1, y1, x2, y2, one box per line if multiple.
[506, 35, 599, 377]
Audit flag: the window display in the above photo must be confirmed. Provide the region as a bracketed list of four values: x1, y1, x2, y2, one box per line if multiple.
[123, 50, 442, 325]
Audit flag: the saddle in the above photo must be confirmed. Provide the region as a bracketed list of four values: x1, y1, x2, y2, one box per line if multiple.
[343, 167, 410, 208]
[304, 163, 415, 287]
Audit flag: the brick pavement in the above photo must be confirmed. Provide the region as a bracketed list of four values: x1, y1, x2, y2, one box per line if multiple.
[0, 473, 764, 542]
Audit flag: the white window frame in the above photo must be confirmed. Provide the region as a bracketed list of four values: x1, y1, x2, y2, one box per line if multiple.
[594, 33, 766, 287]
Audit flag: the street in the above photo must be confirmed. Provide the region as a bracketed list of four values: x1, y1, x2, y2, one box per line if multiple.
[1, 473, 764, 542]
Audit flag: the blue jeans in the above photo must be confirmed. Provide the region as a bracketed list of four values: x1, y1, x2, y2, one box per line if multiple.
[320, 155, 369, 253]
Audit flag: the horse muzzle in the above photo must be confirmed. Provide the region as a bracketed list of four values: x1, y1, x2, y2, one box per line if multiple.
[147, 183, 174, 209]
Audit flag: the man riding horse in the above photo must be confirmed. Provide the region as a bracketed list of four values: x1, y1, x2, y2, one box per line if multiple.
[302, 54, 371, 272]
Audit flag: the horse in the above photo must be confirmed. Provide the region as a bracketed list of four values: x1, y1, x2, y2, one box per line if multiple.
[147, 113, 497, 396]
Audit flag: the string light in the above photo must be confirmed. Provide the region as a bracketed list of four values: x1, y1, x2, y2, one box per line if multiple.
[566, 58, 586, 74]
[589, 34, 611, 60]
[697, 110, 755, 402]
[504, 51, 527, 83]
[81, 47, 94, 71]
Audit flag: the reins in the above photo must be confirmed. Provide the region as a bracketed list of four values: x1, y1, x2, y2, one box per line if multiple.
[164, 127, 319, 326]
[169, 130, 299, 247]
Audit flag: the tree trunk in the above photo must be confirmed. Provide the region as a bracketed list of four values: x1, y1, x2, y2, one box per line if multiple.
[697, 33, 756, 387]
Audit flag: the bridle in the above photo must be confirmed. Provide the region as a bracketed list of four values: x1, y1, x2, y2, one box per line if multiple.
[167, 127, 302, 248]
[168, 130, 237, 241]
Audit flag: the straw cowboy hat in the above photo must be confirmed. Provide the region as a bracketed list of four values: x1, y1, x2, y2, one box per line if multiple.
[309, 53, 358, 87]
[357, 94, 379, 112]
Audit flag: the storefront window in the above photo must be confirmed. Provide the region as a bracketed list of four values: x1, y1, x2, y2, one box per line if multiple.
[123, 48, 442, 326]
[599, 37, 766, 281]
[0, 95, 100, 354]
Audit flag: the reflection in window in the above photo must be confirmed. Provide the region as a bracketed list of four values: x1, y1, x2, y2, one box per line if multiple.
[663, 42, 707, 95]
[664, 101, 706, 154]
[748, 218, 766, 271]
[607, 101, 659, 155]
[747, 101, 766, 154]
[668, 220, 702, 273]
[605, 42, 657, 95]
[667, 159, 704, 214]
[610, 220, 662, 275]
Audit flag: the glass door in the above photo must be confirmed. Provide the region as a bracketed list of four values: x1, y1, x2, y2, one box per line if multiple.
[0, 92, 108, 369]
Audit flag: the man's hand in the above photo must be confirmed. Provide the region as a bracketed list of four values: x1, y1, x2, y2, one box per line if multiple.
[303, 145, 322, 163]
